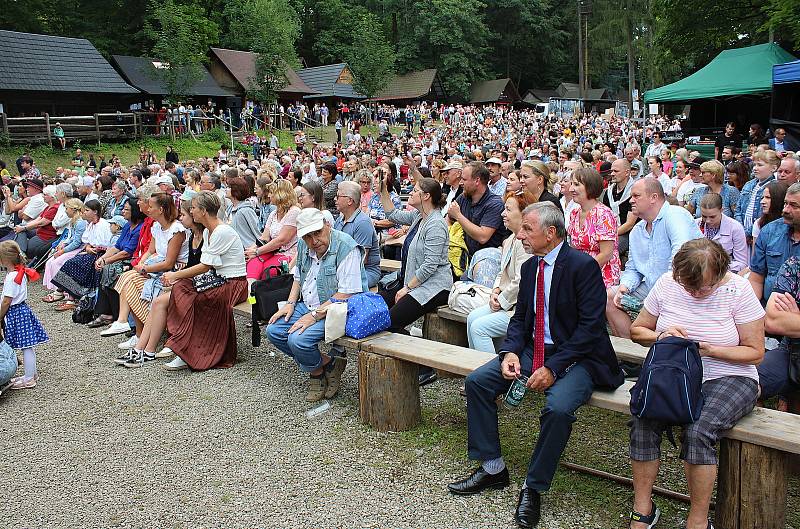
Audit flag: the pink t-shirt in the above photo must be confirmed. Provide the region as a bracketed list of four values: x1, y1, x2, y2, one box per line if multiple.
[643, 272, 764, 383]
[266, 206, 300, 258]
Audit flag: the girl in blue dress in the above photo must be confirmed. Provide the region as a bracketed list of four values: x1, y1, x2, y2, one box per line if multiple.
[0, 241, 49, 389]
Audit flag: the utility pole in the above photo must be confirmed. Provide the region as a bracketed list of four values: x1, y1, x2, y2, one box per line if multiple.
[578, 0, 592, 102]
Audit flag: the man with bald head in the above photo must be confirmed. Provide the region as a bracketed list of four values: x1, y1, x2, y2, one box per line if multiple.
[606, 177, 703, 339]
[601, 158, 637, 255]
[777, 156, 800, 184]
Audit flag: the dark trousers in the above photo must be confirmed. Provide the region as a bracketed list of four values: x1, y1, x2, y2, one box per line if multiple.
[465, 349, 594, 492]
[94, 285, 120, 319]
[758, 344, 794, 398]
[379, 285, 449, 334]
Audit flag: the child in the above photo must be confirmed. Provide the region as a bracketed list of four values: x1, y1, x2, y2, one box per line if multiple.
[0, 241, 49, 389]
[109, 215, 128, 246]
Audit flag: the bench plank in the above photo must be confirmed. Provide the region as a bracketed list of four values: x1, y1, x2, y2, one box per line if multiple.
[380, 259, 401, 273]
[361, 333, 495, 377]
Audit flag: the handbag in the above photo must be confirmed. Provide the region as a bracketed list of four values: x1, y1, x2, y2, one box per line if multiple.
[192, 269, 228, 292]
[448, 281, 493, 315]
[345, 292, 391, 339]
[250, 265, 294, 346]
[72, 291, 97, 324]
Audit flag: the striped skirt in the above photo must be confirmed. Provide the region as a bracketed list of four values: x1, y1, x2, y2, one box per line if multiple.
[166, 277, 248, 370]
[114, 269, 150, 322]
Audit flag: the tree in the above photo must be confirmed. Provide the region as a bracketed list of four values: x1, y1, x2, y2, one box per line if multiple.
[222, 0, 300, 103]
[144, 0, 218, 102]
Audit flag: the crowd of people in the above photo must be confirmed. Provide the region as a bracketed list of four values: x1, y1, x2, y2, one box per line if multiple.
[2, 102, 800, 529]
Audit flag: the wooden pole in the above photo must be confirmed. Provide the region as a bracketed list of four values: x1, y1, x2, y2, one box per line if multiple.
[45, 113, 52, 148]
[94, 114, 100, 145]
[1, 113, 8, 139]
[358, 349, 421, 432]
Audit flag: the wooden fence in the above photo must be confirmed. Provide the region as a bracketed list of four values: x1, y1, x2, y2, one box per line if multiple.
[0, 113, 140, 146]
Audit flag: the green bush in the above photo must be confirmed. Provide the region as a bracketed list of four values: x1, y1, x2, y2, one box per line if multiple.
[201, 127, 230, 144]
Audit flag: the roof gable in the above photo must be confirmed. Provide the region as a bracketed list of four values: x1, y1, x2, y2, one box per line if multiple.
[111, 55, 235, 98]
[469, 78, 520, 104]
[372, 69, 445, 101]
[209, 48, 316, 95]
[0, 30, 138, 94]
[296, 63, 366, 99]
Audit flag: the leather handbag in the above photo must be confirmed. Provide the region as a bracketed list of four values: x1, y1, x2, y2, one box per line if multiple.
[250, 266, 294, 346]
[192, 269, 228, 292]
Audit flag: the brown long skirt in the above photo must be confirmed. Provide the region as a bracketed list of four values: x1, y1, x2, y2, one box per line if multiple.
[165, 277, 248, 370]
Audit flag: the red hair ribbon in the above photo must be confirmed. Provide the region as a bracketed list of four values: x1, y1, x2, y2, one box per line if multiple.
[13, 264, 40, 285]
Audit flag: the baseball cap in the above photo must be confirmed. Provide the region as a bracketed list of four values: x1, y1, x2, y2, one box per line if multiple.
[152, 174, 174, 187]
[486, 157, 503, 165]
[442, 159, 464, 171]
[296, 208, 325, 238]
[110, 215, 128, 228]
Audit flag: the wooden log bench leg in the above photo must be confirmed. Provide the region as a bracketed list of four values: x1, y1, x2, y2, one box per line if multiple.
[422, 311, 468, 347]
[358, 349, 421, 432]
[716, 439, 789, 529]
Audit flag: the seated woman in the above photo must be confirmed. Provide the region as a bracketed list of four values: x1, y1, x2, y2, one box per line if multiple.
[228, 176, 262, 249]
[519, 159, 563, 212]
[296, 181, 335, 226]
[368, 164, 403, 236]
[696, 193, 749, 273]
[94, 186, 154, 336]
[42, 199, 87, 302]
[87, 199, 147, 328]
[245, 179, 299, 280]
[255, 177, 275, 231]
[628, 238, 764, 529]
[14, 185, 61, 260]
[116, 196, 203, 367]
[377, 176, 452, 386]
[103, 179, 129, 219]
[466, 190, 535, 354]
[567, 167, 621, 288]
[109, 193, 188, 363]
[159, 191, 248, 371]
[49, 200, 114, 311]
[750, 180, 788, 244]
[687, 159, 741, 218]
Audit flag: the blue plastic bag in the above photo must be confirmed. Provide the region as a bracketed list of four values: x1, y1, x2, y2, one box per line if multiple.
[345, 292, 391, 339]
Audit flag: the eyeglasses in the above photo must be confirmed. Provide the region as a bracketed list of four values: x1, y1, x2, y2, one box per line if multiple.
[336, 194, 351, 200]
[296, 193, 309, 199]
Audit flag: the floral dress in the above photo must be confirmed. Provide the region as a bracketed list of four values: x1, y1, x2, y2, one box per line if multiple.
[568, 203, 621, 287]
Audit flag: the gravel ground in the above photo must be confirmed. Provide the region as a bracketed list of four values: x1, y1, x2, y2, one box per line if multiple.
[2, 282, 603, 528]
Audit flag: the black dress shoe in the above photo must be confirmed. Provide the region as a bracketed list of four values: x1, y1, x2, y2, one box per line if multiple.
[87, 317, 112, 329]
[514, 487, 541, 528]
[418, 370, 438, 386]
[447, 466, 509, 495]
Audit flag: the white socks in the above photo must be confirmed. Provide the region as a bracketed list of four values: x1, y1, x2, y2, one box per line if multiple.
[23, 347, 36, 380]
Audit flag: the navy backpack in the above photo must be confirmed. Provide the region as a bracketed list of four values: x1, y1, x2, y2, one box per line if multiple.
[630, 336, 704, 425]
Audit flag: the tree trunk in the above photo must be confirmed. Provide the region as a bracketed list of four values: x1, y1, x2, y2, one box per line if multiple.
[626, 0, 635, 114]
[358, 349, 421, 432]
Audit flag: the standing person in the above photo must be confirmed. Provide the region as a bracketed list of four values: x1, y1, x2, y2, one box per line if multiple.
[568, 168, 621, 288]
[735, 150, 779, 241]
[606, 178, 702, 339]
[714, 122, 743, 161]
[0, 240, 49, 390]
[158, 192, 248, 371]
[448, 203, 624, 529]
[335, 117, 343, 143]
[601, 159, 637, 256]
[466, 191, 534, 354]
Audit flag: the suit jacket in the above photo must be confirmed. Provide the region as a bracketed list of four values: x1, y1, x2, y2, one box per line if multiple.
[499, 243, 624, 390]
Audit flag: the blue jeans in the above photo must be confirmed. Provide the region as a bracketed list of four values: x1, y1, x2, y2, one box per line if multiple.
[466, 348, 594, 492]
[266, 302, 327, 372]
[467, 305, 510, 354]
[757, 344, 792, 398]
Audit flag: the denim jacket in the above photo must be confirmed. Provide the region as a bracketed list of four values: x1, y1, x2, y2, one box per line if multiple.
[62, 220, 88, 253]
[297, 229, 367, 303]
[751, 219, 800, 301]
[735, 175, 774, 237]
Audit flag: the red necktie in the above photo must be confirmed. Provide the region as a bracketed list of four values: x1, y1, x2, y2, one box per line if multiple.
[533, 259, 545, 370]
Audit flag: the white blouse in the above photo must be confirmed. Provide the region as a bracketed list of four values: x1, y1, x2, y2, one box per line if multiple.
[152, 221, 189, 263]
[82, 218, 113, 247]
[201, 224, 246, 278]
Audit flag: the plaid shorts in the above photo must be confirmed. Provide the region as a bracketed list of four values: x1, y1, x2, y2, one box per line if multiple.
[629, 376, 758, 465]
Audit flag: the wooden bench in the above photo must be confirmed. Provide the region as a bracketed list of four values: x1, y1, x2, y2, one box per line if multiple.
[351, 330, 800, 529]
[380, 259, 401, 273]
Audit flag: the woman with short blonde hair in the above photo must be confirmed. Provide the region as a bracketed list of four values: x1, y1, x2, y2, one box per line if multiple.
[688, 159, 740, 218]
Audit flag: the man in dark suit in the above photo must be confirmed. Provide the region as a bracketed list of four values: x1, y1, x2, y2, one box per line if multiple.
[448, 202, 625, 528]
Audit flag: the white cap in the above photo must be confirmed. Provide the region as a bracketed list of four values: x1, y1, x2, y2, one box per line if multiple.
[296, 208, 325, 238]
[486, 157, 503, 165]
[152, 174, 174, 188]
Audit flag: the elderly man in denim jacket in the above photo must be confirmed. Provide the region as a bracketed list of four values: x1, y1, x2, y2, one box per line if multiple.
[267, 208, 367, 402]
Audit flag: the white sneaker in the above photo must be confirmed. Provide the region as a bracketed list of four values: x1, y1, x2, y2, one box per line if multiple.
[100, 321, 132, 337]
[117, 335, 138, 350]
[162, 356, 189, 371]
[155, 346, 174, 359]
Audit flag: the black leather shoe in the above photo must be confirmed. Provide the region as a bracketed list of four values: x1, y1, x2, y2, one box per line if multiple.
[447, 466, 509, 495]
[514, 487, 541, 528]
[418, 370, 438, 386]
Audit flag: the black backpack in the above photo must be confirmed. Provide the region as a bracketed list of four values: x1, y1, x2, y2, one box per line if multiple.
[630, 336, 704, 425]
[250, 266, 294, 346]
[71, 293, 96, 324]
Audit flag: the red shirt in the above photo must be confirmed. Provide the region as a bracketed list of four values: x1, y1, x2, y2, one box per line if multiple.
[131, 217, 155, 266]
[36, 203, 60, 241]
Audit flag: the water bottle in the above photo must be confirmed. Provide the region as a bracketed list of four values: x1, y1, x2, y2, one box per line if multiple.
[504, 375, 529, 409]
[280, 260, 289, 275]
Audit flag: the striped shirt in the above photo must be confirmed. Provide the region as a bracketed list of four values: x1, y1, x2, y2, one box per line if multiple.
[643, 273, 763, 383]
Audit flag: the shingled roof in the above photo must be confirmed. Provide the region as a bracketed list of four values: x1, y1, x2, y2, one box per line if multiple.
[0, 30, 138, 94]
[209, 48, 316, 95]
[522, 89, 558, 104]
[296, 63, 366, 99]
[111, 55, 235, 97]
[469, 78, 521, 104]
[371, 69, 445, 101]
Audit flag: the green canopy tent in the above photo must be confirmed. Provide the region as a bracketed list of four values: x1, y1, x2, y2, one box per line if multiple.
[645, 43, 797, 103]
[644, 43, 797, 136]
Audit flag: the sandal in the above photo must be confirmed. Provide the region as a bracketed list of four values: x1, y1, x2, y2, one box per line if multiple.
[630, 501, 660, 528]
[55, 300, 77, 312]
[42, 291, 65, 303]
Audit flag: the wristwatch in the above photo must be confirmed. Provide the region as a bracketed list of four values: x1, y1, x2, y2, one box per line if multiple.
[311, 309, 319, 321]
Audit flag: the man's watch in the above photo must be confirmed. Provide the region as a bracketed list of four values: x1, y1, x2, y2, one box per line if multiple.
[311, 309, 319, 321]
